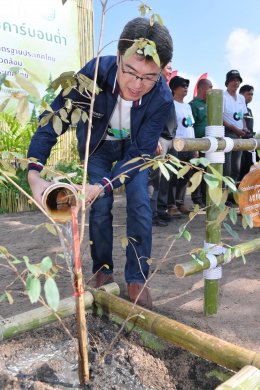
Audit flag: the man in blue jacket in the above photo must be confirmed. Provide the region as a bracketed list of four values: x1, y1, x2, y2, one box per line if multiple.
[27, 17, 173, 309]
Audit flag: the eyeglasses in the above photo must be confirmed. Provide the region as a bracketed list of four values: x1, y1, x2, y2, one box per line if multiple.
[120, 57, 161, 87]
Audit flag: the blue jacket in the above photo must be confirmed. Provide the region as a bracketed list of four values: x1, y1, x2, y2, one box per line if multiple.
[28, 56, 173, 190]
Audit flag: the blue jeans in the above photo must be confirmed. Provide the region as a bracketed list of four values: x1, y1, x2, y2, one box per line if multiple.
[88, 140, 152, 284]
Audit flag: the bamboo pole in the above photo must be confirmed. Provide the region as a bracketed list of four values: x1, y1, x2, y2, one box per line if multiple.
[204, 89, 224, 316]
[71, 206, 89, 385]
[0, 292, 94, 341]
[90, 288, 260, 371]
[0, 283, 120, 341]
[215, 365, 260, 389]
[174, 238, 260, 278]
[174, 137, 260, 152]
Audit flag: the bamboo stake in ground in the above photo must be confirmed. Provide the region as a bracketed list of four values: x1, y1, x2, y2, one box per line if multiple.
[204, 89, 223, 316]
[71, 206, 89, 385]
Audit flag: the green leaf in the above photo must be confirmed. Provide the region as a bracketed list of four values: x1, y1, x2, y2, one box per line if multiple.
[154, 13, 163, 26]
[175, 224, 186, 239]
[3, 79, 19, 89]
[177, 165, 190, 179]
[208, 165, 223, 180]
[203, 173, 219, 189]
[158, 161, 170, 180]
[146, 258, 153, 265]
[228, 207, 237, 225]
[244, 213, 253, 228]
[39, 112, 53, 128]
[11, 257, 22, 264]
[215, 207, 229, 226]
[16, 96, 29, 125]
[0, 293, 7, 303]
[122, 156, 143, 166]
[62, 86, 72, 97]
[164, 162, 178, 175]
[198, 157, 210, 167]
[81, 111, 88, 123]
[119, 174, 129, 184]
[44, 278, 60, 311]
[5, 291, 14, 305]
[187, 171, 202, 194]
[26, 276, 41, 304]
[52, 115, 63, 135]
[183, 230, 191, 241]
[71, 108, 82, 126]
[23, 256, 40, 276]
[208, 186, 222, 206]
[0, 98, 10, 111]
[15, 74, 40, 99]
[222, 176, 237, 192]
[189, 158, 200, 166]
[0, 245, 10, 256]
[45, 223, 58, 236]
[168, 154, 182, 168]
[40, 256, 53, 273]
[223, 223, 240, 240]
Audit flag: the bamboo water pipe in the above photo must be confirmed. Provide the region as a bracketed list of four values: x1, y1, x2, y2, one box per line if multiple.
[41, 182, 79, 223]
[174, 238, 260, 278]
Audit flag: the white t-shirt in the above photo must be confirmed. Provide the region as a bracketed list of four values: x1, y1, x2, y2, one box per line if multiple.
[223, 91, 247, 130]
[106, 96, 132, 140]
[174, 100, 195, 138]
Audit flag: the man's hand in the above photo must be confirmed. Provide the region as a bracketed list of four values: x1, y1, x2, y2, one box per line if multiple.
[28, 170, 53, 206]
[235, 128, 248, 138]
[155, 141, 163, 155]
[84, 184, 104, 204]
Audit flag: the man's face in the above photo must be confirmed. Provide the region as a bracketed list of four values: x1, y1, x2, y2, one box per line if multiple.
[174, 82, 189, 99]
[227, 77, 241, 93]
[201, 80, 213, 100]
[162, 63, 172, 84]
[242, 90, 254, 104]
[117, 53, 161, 101]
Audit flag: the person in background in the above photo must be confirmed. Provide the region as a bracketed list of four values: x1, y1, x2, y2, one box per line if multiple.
[189, 78, 213, 208]
[239, 84, 258, 180]
[167, 76, 196, 215]
[148, 62, 178, 226]
[223, 70, 249, 184]
[27, 17, 173, 309]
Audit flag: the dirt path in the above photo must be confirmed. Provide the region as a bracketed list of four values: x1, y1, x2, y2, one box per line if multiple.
[0, 194, 259, 389]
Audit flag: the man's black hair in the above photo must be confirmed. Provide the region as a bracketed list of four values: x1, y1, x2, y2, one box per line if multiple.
[239, 84, 254, 94]
[118, 17, 173, 69]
